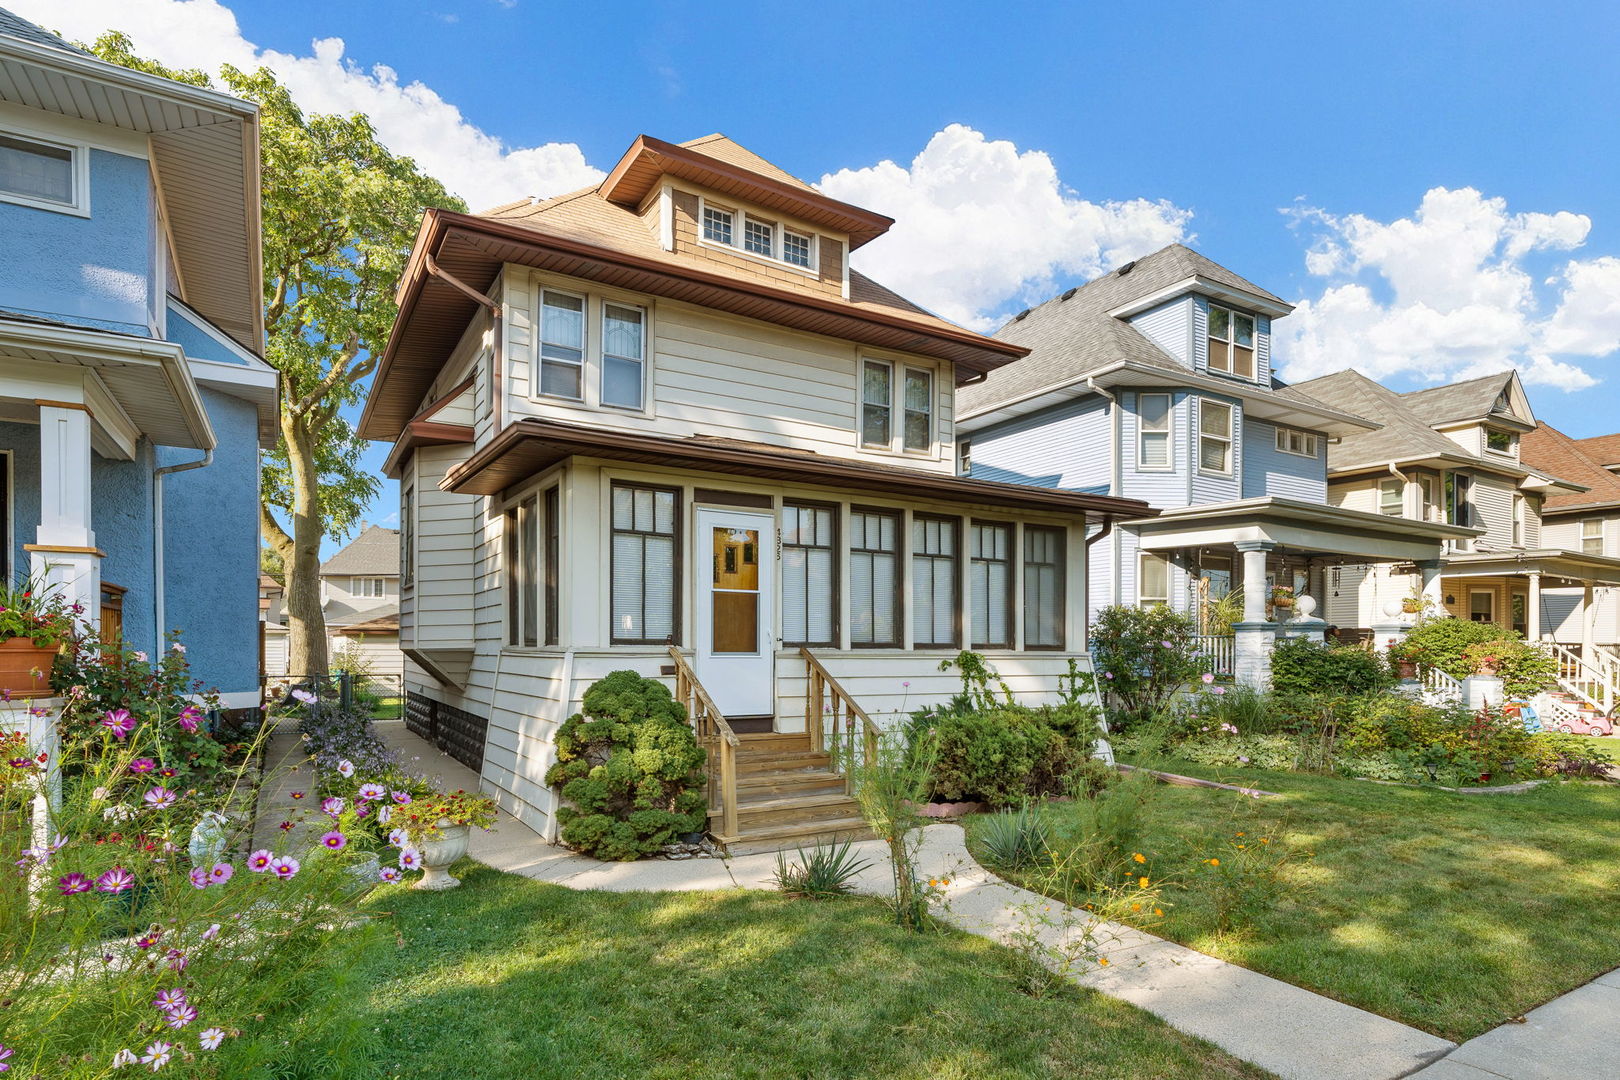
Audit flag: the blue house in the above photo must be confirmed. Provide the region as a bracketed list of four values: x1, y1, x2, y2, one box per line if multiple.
[0, 10, 274, 706]
[957, 245, 1476, 684]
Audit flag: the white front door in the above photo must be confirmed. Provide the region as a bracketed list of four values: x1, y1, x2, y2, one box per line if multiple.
[695, 508, 775, 717]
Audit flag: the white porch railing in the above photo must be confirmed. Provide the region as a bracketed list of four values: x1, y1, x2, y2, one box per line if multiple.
[1545, 641, 1617, 714]
[1195, 635, 1235, 677]
[1418, 664, 1463, 706]
[1531, 692, 1589, 733]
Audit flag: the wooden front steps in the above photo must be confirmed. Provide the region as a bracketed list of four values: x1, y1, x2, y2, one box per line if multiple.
[709, 731, 871, 855]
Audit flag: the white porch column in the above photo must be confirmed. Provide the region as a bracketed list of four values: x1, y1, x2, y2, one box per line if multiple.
[1233, 541, 1276, 689]
[1527, 572, 1542, 641]
[28, 404, 100, 632]
[1582, 583, 1595, 657]
[1419, 560, 1445, 617]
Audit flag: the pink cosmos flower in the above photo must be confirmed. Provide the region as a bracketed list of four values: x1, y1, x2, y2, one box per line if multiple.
[198, 1028, 224, 1051]
[138, 1040, 171, 1069]
[132, 651, 148, 663]
[320, 797, 344, 818]
[165, 948, 188, 972]
[336, 759, 355, 778]
[142, 787, 177, 810]
[129, 758, 156, 773]
[170, 642, 186, 653]
[0, 1043, 11, 1071]
[188, 867, 210, 890]
[1201, 673, 1216, 685]
[377, 805, 392, 825]
[152, 988, 187, 1013]
[387, 828, 408, 848]
[208, 862, 233, 884]
[398, 848, 421, 871]
[1160, 640, 1174, 649]
[391, 791, 412, 805]
[177, 706, 203, 734]
[164, 1004, 197, 1029]
[246, 850, 273, 872]
[378, 866, 401, 883]
[111, 1048, 138, 1068]
[319, 831, 347, 851]
[200, 923, 220, 940]
[289, 791, 306, 800]
[269, 855, 300, 880]
[290, 688, 317, 705]
[102, 709, 135, 739]
[1212, 686, 1228, 696]
[96, 867, 135, 893]
[135, 931, 162, 950]
[58, 872, 92, 896]
[357, 783, 386, 801]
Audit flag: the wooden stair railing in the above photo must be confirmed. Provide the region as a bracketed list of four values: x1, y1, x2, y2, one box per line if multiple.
[800, 647, 881, 794]
[668, 647, 741, 840]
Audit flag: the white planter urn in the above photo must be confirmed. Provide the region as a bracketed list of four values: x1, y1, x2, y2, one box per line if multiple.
[413, 822, 470, 890]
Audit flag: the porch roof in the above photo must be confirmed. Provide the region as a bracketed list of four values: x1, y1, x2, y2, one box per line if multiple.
[441, 416, 1156, 520]
[1439, 549, 1620, 587]
[1128, 496, 1480, 562]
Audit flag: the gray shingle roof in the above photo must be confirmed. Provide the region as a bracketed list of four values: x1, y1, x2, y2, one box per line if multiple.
[1400, 372, 1515, 425]
[958, 244, 1312, 419]
[320, 525, 400, 577]
[0, 7, 93, 55]
[1288, 369, 1475, 469]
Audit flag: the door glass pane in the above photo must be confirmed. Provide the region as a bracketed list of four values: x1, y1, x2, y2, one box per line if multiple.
[712, 527, 760, 654]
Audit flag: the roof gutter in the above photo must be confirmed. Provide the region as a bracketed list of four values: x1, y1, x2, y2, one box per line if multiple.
[152, 450, 213, 659]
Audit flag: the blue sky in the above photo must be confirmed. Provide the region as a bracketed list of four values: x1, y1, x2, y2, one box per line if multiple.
[21, 0, 1620, 554]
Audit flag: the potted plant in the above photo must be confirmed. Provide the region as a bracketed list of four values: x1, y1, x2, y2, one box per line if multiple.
[1270, 585, 1295, 611]
[0, 577, 78, 697]
[400, 788, 498, 890]
[1387, 640, 1423, 680]
[1473, 652, 1502, 677]
[1401, 592, 1423, 615]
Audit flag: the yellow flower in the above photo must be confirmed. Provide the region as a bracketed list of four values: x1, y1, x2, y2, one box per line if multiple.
[1132, 852, 1146, 864]
[1260, 838, 1270, 845]
[1236, 832, 1246, 837]
[1098, 957, 1110, 967]
[1153, 907, 1164, 917]
[1238, 844, 1246, 850]
[1207, 858, 1220, 866]
[1138, 876, 1150, 888]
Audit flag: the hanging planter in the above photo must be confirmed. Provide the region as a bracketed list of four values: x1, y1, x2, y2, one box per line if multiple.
[1270, 586, 1296, 610]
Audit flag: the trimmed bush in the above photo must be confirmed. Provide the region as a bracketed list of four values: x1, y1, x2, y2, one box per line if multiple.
[925, 708, 1087, 807]
[1089, 605, 1204, 723]
[1396, 617, 1512, 679]
[545, 670, 708, 861]
[1269, 637, 1393, 697]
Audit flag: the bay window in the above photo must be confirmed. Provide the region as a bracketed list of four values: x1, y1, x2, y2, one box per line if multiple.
[782, 503, 838, 647]
[849, 509, 901, 647]
[1197, 399, 1234, 475]
[969, 521, 1012, 649]
[912, 515, 959, 648]
[610, 483, 680, 644]
[1023, 526, 1065, 649]
[1207, 305, 1256, 379]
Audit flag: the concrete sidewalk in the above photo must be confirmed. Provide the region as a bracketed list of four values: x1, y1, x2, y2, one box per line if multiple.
[1408, 969, 1620, 1079]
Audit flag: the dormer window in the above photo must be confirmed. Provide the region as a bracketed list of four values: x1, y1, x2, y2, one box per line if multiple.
[1207, 305, 1256, 379]
[0, 130, 86, 215]
[783, 231, 813, 268]
[696, 196, 818, 272]
[1486, 429, 1518, 454]
[702, 205, 733, 245]
[744, 217, 774, 256]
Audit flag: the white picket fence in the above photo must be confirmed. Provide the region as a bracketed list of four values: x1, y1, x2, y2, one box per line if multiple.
[1195, 635, 1235, 677]
[1418, 664, 1463, 707]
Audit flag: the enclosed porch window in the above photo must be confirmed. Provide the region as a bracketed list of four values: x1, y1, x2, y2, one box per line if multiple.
[969, 521, 1013, 649]
[1023, 525, 1065, 649]
[849, 508, 901, 647]
[912, 515, 959, 648]
[611, 483, 680, 644]
[782, 502, 837, 647]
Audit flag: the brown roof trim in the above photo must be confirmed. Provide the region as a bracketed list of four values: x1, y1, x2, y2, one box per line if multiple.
[360, 210, 1028, 440]
[442, 417, 1155, 519]
[337, 614, 400, 635]
[381, 419, 475, 478]
[598, 135, 894, 249]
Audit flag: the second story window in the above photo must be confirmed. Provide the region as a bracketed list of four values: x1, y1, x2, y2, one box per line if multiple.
[1274, 426, 1318, 458]
[744, 217, 774, 256]
[1512, 494, 1526, 546]
[0, 131, 81, 213]
[1583, 518, 1604, 555]
[1197, 399, 1234, 475]
[782, 230, 813, 268]
[400, 486, 415, 588]
[702, 205, 733, 244]
[1207, 305, 1256, 379]
[903, 369, 933, 452]
[539, 290, 586, 400]
[861, 360, 892, 448]
[1486, 429, 1518, 454]
[1379, 478, 1404, 516]
[1138, 393, 1172, 468]
[601, 303, 646, 410]
[352, 577, 387, 598]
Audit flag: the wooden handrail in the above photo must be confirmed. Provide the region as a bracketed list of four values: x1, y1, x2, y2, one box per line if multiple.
[667, 647, 740, 840]
[800, 647, 881, 793]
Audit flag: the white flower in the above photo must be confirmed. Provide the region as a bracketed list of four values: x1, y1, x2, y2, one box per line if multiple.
[112, 1048, 139, 1068]
[92, 786, 111, 802]
[133, 651, 148, 663]
[170, 642, 186, 653]
[377, 805, 392, 825]
[198, 1028, 225, 1051]
[337, 760, 355, 778]
[139, 1040, 172, 1070]
[102, 804, 136, 822]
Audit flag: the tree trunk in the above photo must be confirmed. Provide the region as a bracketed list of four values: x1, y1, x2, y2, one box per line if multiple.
[283, 417, 328, 676]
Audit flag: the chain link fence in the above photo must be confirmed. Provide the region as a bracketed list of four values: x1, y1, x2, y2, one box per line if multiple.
[261, 672, 404, 721]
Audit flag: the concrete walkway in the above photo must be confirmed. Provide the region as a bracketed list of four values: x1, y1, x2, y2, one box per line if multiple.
[261, 721, 1619, 1080]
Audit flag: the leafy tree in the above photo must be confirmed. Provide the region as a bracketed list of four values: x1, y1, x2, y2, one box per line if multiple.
[89, 33, 464, 674]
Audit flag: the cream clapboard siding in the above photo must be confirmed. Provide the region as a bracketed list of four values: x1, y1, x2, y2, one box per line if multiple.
[497, 267, 956, 474]
[334, 635, 404, 678]
[1470, 472, 1516, 548]
[262, 628, 288, 678]
[403, 446, 481, 648]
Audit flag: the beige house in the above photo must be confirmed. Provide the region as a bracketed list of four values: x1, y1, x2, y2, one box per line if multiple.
[359, 134, 1147, 849]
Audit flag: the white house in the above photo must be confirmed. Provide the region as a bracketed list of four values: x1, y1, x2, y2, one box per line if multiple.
[263, 524, 405, 680]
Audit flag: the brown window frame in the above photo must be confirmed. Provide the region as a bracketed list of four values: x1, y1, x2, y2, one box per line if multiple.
[911, 512, 961, 650]
[609, 481, 684, 646]
[1023, 525, 1066, 651]
[968, 519, 1015, 650]
[781, 500, 840, 649]
[505, 492, 542, 648]
[544, 486, 560, 646]
[848, 505, 903, 649]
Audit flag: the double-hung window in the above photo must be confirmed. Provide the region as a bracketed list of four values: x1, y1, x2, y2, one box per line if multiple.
[782, 503, 838, 647]
[1139, 553, 1170, 607]
[1583, 518, 1604, 555]
[1023, 526, 1065, 649]
[1379, 478, 1405, 516]
[969, 522, 1013, 649]
[1137, 393, 1172, 468]
[912, 515, 959, 648]
[1207, 305, 1256, 378]
[600, 303, 646, 409]
[505, 493, 542, 647]
[1197, 399, 1234, 475]
[1512, 494, 1525, 547]
[849, 509, 901, 647]
[861, 360, 892, 448]
[1419, 475, 1439, 522]
[1274, 426, 1318, 457]
[903, 368, 933, 452]
[0, 131, 81, 213]
[538, 290, 586, 400]
[610, 483, 680, 644]
[702, 205, 733, 245]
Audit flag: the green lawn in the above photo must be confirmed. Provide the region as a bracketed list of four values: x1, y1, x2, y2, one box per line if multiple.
[974, 762, 1620, 1042]
[329, 863, 1269, 1080]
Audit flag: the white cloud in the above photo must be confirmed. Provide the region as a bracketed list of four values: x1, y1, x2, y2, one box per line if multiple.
[1277, 187, 1603, 391]
[7, 0, 602, 209]
[818, 124, 1192, 329]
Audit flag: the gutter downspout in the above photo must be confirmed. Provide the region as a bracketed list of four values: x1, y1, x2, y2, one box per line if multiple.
[426, 255, 504, 437]
[1088, 378, 1123, 608]
[154, 449, 214, 657]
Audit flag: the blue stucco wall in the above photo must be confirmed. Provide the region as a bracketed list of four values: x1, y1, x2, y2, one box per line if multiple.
[94, 446, 158, 653]
[1, 422, 38, 581]
[0, 148, 154, 335]
[166, 300, 250, 366]
[159, 388, 259, 697]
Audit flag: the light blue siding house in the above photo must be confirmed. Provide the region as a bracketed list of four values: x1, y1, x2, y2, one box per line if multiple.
[0, 11, 275, 705]
[957, 245, 1474, 684]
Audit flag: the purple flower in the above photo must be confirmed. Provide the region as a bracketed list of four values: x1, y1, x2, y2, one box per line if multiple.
[1160, 640, 1174, 649]
[388, 828, 409, 848]
[246, 850, 273, 872]
[198, 1028, 224, 1051]
[1211, 686, 1227, 696]
[357, 783, 386, 802]
[58, 872, 92, 896]
[164, 1004, 197, 1029]
[135, 930, 162, 950]
[165, 948, 188, 972]
[391, 791, 412, 805]
[398, 848, 421, 871]
[200, 923, 220, 941]
[1238, 755, 1250, 763]
[188, 867, 210, 890]
[96, 867, 135, 893]
[1201, 673, 1216, 685]
[138, 1041, 171, 1070]
[142, 787, 177, 810]
[378, 866, 401, 883]
[129, 758, 156, 774]
[152, 988, 187, 1013]
[177, 706, 203, 734]
[321, 797, 344, 818]
[319, 831, 347, 851]
[0, 1044, 11, 1072]
[1104, 672, 1114, 680]
[102, 709, 135, 739]
[208, 862, 233, 884]
[377, 805, 392, 825]
[269, 855, 300, 880]
[290, 688, 317, 705]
